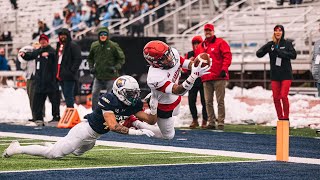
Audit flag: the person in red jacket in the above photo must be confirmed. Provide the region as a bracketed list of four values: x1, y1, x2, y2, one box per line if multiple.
[194, 23, 232, 130]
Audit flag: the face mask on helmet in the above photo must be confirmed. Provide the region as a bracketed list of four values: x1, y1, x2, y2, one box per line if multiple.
[143, 41, 177, 69]
[113, 76, 141, 106]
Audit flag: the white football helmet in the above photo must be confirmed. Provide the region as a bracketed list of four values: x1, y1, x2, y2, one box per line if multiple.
[113, 75, 141, 106]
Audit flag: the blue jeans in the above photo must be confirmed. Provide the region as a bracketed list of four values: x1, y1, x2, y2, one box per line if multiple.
[317, 82, 320, 97]
[92, 79, 114, 110]
[60, 80, 76, 108]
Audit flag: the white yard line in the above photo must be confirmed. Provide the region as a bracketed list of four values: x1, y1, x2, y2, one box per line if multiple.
[170, 156, 216, 159]
[0, 142, 46, 146]
[1, 132, 319, 165]
[129, 152, 174, 155]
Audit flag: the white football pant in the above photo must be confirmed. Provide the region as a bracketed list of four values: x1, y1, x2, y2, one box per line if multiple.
[17, 122, 101, 159]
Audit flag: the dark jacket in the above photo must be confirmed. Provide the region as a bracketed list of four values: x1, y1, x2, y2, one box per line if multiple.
[88, 27, 125, 80]
[0, 55, 9, 70]
[256, 25, 297, 81]
[56, 28, 82, 81]
[23, 45, 58, 93]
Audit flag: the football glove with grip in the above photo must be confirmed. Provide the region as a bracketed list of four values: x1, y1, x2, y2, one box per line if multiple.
[182, 61, 210, 90]
[128, 128, 155, 137]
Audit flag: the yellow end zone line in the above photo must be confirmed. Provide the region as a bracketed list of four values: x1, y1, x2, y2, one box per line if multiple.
[1, 131, 320, 165]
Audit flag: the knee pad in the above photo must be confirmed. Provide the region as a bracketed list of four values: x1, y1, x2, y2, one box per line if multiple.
[162, 130, 175, 140]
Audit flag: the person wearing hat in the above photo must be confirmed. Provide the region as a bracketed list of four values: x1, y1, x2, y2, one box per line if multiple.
[256, 25, 297, 120]
[184, 35, 208, 129]
[88, 27, 125, 111]
[56, 28, 82, 108]
[194, 23, 232, 130]
[19, 34, 60, 126]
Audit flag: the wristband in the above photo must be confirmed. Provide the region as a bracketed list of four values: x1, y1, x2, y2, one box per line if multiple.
[182, 74, 197, 90]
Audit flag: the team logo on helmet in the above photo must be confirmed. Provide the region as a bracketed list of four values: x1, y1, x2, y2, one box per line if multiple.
[115, 78, 126, 88]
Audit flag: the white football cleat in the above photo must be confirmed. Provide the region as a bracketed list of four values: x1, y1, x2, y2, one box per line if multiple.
[2, 140, 21, 158]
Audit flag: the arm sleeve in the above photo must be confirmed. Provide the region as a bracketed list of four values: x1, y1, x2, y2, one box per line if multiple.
[276, 41, 297, 60]
[98, 93, 116, 111]
[87, 43, 95, 69]
[113, 43, 125, 70]
[23, 50, 39, 61]
[70, 43, 82, 72]
[220, 40, 232, 71]
[180, 56, 190, 69]
[256, 42, 272, 58]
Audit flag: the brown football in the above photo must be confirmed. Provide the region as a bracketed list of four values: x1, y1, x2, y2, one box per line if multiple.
[193, 53, 211, 67]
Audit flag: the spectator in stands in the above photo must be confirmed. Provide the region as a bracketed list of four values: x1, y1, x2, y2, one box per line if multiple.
[130, 3, 148, 37]
[63, 8, 73, 26]
[101, 0, 123, 27]
[80, 7, 91, 27]
[256, 25, 297, 120]
[290, 0, 303, 5]
[65, 0, 76, 13]
[121, 0, 133, 18]
[89, 3, 100, 27]
[32, 20, 50, 40]
[52, 13, 64, 35]
[194, 23, 232, 130]
[88, 27, 125, 110]
[9, 0, 18, 10]
[19, 35, 60, 126]
[0, 47, 9, 85]
[0, 31, 13, 54]
[185, 36, 208, 129]
[56, 28, 82, 108]
[157, 0, 166, 33]
[70, 12, 82, 32]
[0, 31, 13, 42]
[18, 42, 45, 122]
[311, 38, 320, 97]
[76, 0, 83, 12]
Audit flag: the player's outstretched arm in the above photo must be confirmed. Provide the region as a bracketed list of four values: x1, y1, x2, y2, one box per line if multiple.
[135, 111, 158, 125]
[103, 111, 130, 134]
[173, 61, 210, 95]
[103, 111, 154, 137]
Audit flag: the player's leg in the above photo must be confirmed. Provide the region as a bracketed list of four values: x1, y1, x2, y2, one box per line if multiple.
[271, 80, 283, 119]
[199, 83, 208, 127]
[280, 80, 292, 119]
[157, 117, 175, 140]
[3, 122, 100, 159]
[188, 84, 199, 128]
[203, 81, 216, 128]
[92, 79, 103, 110]
[214, 80, 227, 129]
[72, 140, 96, 156]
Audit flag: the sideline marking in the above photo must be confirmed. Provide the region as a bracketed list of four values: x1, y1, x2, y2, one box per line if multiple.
[170, 156, 216, 159]
[0, 160, 267, 174]
[1, 132, 320, 165]
[129, 152, 174, 155]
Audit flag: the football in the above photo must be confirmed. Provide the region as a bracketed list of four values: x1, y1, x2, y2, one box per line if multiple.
[193, 53, 211, 68]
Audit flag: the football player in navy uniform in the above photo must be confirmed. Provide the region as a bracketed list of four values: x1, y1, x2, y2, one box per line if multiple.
[3, 75, 157, 159]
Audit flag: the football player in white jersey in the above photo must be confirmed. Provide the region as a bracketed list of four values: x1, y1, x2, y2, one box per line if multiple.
[130, 40, 210, 140]
[2, 75, 157, 159]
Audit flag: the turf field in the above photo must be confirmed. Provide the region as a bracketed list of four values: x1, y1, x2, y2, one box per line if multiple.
[0, 137, 254, 172]
[0, 124, 319, 179]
